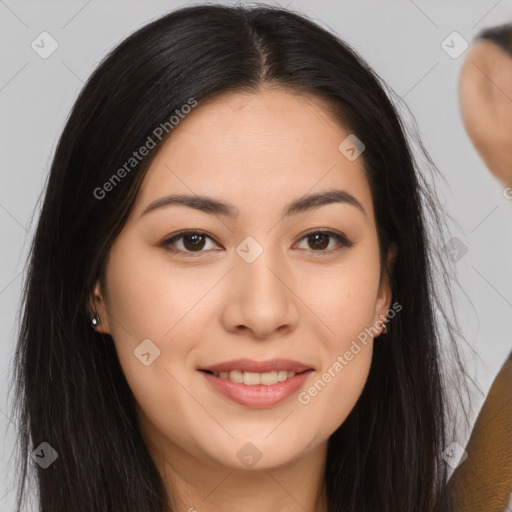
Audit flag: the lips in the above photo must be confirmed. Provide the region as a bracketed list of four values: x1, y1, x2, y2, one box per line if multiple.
[200, 369, 313, 408]
[198, 358, 314, 374]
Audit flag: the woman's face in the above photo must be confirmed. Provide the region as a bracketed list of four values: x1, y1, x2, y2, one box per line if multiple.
[92, 87, 393, 471]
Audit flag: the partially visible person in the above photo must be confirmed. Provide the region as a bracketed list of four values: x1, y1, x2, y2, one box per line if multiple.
[459, 22, 512, 190]
[455, 22, 512, 511]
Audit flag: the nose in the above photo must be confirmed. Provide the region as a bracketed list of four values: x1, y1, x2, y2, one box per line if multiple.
[219, 248, 300, 340]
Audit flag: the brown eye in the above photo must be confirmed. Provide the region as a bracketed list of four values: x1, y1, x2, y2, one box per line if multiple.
[307, 233, 329, 250]
[182, 233, 206, 251]
[162, 231, 219, 255]
[296, 230, 352, 253]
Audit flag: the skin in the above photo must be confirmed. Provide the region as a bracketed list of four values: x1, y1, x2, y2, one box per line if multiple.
[90, 86, 395, 512]
[459, 39, 512, 189]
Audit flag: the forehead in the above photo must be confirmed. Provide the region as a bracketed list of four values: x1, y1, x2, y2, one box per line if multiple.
[467, 39, 512, 66]
[461, 40, 512, 91]
[132, 87, 375, 224]
[460, 40, 512, 128]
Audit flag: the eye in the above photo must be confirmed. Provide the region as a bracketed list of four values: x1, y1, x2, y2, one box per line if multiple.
[162, 230, 220, 256]
[295, 230, 352, 254]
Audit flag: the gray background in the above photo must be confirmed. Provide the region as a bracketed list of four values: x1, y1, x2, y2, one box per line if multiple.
[1, 0, 512, 509]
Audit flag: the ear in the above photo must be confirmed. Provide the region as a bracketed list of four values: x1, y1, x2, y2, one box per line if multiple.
[373, 242, 397, 335]
[87, 280, 111, 334]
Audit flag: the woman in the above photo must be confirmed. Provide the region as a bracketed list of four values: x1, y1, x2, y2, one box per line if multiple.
[11, 4, 475, 511]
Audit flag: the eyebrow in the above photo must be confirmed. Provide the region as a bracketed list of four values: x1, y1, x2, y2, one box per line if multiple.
[139, 189, 366, 220]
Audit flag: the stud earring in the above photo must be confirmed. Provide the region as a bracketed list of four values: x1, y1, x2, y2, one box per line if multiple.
[90, 314, 101, 328]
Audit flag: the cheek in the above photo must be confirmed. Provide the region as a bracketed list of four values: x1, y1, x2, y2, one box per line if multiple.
[102, 240, 221, 375]
[101, 245, 218, 439]
[297, 317, 374, 442]
[297, 250, 381, 343]
[292, 249, 380, 428]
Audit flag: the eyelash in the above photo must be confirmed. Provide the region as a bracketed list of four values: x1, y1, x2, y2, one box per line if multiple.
[161, 229, 353, 257]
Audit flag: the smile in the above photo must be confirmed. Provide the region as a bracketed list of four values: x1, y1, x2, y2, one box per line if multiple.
[199, 369, 314, 408]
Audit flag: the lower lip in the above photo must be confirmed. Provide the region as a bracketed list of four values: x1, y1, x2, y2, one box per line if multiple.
[199, 370, 313, 408]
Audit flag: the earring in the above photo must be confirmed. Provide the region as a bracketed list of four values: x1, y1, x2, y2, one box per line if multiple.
[90, 314, 101, 328]
[383, 321, 388, 335]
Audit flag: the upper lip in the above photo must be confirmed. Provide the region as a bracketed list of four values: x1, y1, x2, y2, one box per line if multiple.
[198, 358, 314, 374]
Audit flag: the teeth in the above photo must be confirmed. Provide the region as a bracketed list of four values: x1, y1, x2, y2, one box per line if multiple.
[214, 370, 297, 385]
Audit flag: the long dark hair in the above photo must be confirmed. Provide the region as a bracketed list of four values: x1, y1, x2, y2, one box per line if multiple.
[10, 3, 474, 511]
